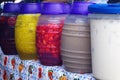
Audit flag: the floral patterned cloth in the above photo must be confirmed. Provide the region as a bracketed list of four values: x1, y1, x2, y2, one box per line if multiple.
[0, 48, 95, 80]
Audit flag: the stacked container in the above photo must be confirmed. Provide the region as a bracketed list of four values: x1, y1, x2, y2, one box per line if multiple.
[89, 4, 120, 80]
[36, 2, 70, 66]
[15, 3, 41, 60]
[61, 2, 92, 73]
[0, 3, 21, 55]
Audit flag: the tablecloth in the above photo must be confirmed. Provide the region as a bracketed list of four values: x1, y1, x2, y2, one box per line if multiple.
[0, 48, 95, 80]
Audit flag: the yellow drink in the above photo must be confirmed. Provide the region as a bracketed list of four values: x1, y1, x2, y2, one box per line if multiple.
[15, 14, 40, 60]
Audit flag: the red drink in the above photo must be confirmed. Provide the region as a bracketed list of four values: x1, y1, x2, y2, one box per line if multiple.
[36, 23, 63, 66]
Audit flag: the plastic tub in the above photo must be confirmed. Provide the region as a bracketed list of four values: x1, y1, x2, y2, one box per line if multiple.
[89, 4, 120, 80]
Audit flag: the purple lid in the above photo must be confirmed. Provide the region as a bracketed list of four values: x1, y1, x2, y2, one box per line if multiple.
[20, 3, 41, 14]
[3, 3, 21, 13]
[70, 2, 93, 15]
[41, 2, 70, 14]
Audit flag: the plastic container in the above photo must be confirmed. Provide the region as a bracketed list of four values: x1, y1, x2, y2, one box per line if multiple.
[61, 2, 92, 73]
[15, 3, 41, 60]
[36, 2, 70, 66]
[89, 4, 120, 80]
[89, 0, 108, 3]
[0, 3, 21, 55]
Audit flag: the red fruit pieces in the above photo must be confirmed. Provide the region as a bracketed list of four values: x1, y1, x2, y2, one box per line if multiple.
[36, 23, 63, 62]
[8, 17, 16, 27]
[0, 16, 6, 23]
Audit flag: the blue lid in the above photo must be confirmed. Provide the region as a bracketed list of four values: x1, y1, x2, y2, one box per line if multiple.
[20, 3, 41, 14]
[3, 3, 21, 13]
[88, 4, 120, 14]
[70, 2, 93, 15]
[41, 2, 70, 14]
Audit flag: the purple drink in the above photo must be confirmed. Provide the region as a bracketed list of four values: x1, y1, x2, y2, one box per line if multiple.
[0, 3, 21, 55]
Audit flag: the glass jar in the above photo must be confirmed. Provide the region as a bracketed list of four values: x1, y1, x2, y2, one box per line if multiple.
[0, 3, 21, 55]
[15, 3, 41, 60]
[36, 2, 70, 66]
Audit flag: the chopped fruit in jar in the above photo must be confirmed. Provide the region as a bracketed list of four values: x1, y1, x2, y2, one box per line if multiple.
[36, 23, 64, 65]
